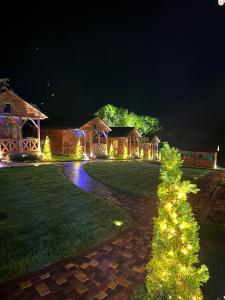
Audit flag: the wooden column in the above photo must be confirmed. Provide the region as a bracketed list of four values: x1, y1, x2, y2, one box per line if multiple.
[90, 131, 93, 157]
[129, 138, 131, 157]
[83, 131, 87, 155]
[137, 139, 140, 156]
[133, 138, 136, 156]
[18, 116, 23, 152]
[98, 131, 100, 146]
[37, 119, 41, 153]
[105, 132, 108, 154]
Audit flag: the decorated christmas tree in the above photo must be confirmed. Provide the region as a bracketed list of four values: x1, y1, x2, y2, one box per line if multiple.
[109, 143, 115, 159]
[146, 143, 209, 300]
[73, 139, 83, 160]
[42, 136, 52, 161]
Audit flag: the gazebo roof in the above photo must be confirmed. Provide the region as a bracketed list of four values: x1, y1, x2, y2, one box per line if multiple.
[42, 115, 111, 131]
[0, 90, 47, 119]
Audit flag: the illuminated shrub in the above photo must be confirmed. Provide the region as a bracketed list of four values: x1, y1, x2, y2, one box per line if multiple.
[146, 143, 209, 300]
[73, 139, 83, 160]
[42, 136, 52, 161]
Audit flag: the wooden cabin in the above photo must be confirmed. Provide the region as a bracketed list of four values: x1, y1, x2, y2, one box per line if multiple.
[141, 135, 161, 160]
[41, 116, 111, 157]
[0, 90, 47, 156]
[180, 145, 219, 168]
[108, 127, 141, 157]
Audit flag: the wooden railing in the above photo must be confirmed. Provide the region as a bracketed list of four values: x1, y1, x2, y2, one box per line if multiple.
[0, 138, 39, 153]
[22, 138, 39, 152]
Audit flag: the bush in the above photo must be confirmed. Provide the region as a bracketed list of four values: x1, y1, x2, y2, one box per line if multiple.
[8, 152, 38, 162]
[95, 153, 109, 159]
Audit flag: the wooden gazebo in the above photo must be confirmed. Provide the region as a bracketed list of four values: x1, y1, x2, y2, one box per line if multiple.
[0, 91, 47, 155]
[41, 116, 111, 157]
[108, 127, 142, 157]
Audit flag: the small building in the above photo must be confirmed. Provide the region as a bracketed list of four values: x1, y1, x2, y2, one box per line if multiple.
[108, 127, 141, 157]
[141, 135, 161, 160]
[41, 116, 111, 157]
[180, 145, 219, 168]
[0, 90, 47, 156]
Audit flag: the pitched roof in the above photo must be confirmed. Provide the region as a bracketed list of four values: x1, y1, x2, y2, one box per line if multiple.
[42, 115, 111, 131]
[108, 127, 141, 138]
[0, 90, 47, 119]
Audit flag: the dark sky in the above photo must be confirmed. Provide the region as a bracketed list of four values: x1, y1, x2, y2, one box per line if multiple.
[1, 1, 225, 132]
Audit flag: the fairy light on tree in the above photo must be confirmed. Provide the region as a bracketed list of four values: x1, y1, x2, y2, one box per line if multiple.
[42, 136, 52, 161]
[73, 139, 83, 160]
[146, 143, 209, 299]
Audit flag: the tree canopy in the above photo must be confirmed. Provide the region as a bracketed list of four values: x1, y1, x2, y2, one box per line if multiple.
[96, 104, 160, 135]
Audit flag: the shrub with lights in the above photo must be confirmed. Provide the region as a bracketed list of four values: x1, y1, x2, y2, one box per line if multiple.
[42, 136, 52, 161]
[73, 139, 83, 160]
[146, 143, 209, 300]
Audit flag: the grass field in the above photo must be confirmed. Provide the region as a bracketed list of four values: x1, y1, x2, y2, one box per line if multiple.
[84, 161, 208, 199]
[0, 165, 131, 282]
[84, 161, 224, 300]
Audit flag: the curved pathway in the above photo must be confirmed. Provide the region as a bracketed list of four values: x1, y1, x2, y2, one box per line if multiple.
[0, 162, 222, 300]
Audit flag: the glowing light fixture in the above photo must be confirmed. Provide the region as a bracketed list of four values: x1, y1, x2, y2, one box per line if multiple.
[218, 0, 225, 5]
[114, 220, 123, 227]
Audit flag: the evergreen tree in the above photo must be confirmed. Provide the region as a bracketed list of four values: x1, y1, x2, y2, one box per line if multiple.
[73, 139, 83, 160]
[146, 143, 209, 300]
[42, 136, 52, 161]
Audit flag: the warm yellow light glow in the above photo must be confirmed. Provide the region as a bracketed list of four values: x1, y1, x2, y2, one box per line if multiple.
[123, 145, 128, 159]
[160, 222, 167, 231]
[172, 212, 177, 218]
[181, 248, 188, 255]
[114, 220, 123, 227]
[42, 136, 52, 161]
[165, 202, 173, 210]
[178, 193, 183, 199]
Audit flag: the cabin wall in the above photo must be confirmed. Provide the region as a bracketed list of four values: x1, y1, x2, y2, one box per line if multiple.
[41, 129, 64, 155]
[181, 151, 216, 168]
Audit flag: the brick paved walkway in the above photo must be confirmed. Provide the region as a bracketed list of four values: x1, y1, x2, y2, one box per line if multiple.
[0, 163, 222, 300]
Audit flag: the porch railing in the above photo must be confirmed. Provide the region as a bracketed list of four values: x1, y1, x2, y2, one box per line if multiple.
[0, 138, 39, 154]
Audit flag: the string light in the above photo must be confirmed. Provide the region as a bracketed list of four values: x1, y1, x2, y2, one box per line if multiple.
[146, 143, 209, 299]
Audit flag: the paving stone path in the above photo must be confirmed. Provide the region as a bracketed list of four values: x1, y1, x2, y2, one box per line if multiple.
[0, 163, 222, 300]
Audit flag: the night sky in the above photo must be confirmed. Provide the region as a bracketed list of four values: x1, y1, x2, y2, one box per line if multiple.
[1, 1, 225, 134]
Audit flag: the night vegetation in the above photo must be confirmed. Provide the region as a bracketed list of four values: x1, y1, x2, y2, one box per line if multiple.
[96, 104, 160, 135]
[145, 144, 209, 299]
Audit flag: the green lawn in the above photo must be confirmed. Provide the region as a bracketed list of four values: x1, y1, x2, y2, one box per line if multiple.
[0, 165, 131, 282]
[84, 161, 224, 300]
[84, 161, 208, 199]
